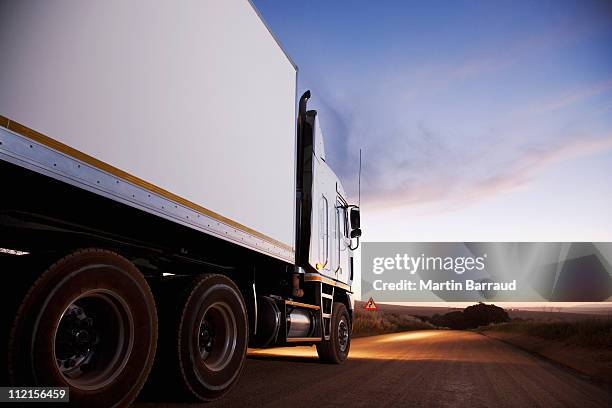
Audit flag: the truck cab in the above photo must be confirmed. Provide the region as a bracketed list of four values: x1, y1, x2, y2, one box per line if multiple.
[309, 116, 355, 288]
[296, 91, 361, 288]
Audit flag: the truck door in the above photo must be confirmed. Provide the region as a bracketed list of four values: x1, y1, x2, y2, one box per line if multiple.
[318, 194, 330, 273]
[335, 199, 350, 284]
[318, 192, 342, 281]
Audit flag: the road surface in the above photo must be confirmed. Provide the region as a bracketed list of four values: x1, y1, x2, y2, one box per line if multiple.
[137, 330, 611, 407]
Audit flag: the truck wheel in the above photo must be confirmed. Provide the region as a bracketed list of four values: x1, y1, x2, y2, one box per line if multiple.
[8, 249, 157, 407]
[152, 274, 248, 402]
[316, 302, 351, 364]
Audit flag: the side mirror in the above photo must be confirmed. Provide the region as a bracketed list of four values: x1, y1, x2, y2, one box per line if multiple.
[350, 228, 362, 238]
[350, 207, 360, 230]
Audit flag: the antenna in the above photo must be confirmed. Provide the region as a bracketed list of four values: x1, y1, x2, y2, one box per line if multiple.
[358, 148, 362, 207]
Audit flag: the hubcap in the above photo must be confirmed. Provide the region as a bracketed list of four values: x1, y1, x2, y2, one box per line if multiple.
[197, 301, 237, 371]
[338, 318, 349, 352]
[55, 304, 98, 374]
[54, 291, 134, 390]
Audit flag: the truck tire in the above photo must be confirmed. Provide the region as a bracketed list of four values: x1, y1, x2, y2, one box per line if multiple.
[316, 302, 351, 364]
[8, 249, 157, 408]
[151, 273, 248, 402]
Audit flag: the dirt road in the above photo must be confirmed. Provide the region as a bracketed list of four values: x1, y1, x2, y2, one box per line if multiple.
[137, 330, 612, 407]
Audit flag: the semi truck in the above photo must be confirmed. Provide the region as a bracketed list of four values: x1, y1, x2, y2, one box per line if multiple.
[0, 0, 361, 406]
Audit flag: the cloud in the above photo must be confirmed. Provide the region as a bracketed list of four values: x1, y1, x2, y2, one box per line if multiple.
[362, 133, 612, 211]
[301, 10, 612, 213]
[517, 79, 612, 117]
[318, 72, 612, 212]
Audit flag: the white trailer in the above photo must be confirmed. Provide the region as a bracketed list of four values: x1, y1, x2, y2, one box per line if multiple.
[0, 1, 361, 406]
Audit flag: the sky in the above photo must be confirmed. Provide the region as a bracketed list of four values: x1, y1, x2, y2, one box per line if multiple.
[253, 0, 612, 244]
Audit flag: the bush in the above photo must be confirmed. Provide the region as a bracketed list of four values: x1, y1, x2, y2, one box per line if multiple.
[427, 303, 510, 329]
[464, 302, 510, 327]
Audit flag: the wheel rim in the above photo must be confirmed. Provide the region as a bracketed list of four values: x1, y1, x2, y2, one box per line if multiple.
[338, 318, 349, 353]
[54, 290, 134, 390]
[198, 301, 237, 372]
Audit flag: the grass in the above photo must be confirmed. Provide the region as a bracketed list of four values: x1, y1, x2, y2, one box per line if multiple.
[484, 317, 612, 348]
[352, 308, 435, 337]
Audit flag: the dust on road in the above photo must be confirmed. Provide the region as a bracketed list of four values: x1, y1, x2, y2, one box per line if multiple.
[137, 330, 612, 407]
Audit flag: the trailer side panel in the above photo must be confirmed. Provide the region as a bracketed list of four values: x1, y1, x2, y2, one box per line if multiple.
[0, 0, 297, 259]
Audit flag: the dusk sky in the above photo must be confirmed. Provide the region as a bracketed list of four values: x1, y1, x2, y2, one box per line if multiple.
[254, 0, 612, 243]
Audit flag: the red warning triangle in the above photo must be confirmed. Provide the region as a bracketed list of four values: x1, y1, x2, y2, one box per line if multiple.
[364, 297, 377, 311]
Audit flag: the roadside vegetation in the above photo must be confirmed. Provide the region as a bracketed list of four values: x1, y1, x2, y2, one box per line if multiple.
[352, 308, 435, 337]
[482, 316, 612, 384]
[352, 301, 612, 350]
[483, 317, 612, 348]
